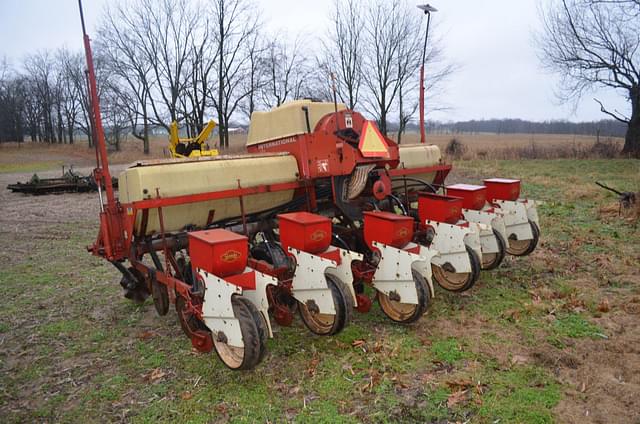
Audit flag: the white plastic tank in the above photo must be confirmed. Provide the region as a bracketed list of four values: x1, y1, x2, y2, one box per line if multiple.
[394, 144, 442, 188]
[118, 153, 299, 235]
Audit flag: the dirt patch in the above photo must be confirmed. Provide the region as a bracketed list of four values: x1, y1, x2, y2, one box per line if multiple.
[0, 165, 131, 268]
[552, 310, 640, 423]
[532, 348, 582, 370]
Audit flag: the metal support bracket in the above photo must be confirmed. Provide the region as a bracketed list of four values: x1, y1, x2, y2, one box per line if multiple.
[411, 243, 438, 298]
[464, 222, 484, 263]
[241, 269, 278, 338]
[428, 221, 474, 274]
[324, 246, 364, 307]
[288, 247, 338, 315]
[463, 209, 505, 256]
[492, 200, 534, 241]
[199, 269, 244, 348]
[371, 241, 429, 305]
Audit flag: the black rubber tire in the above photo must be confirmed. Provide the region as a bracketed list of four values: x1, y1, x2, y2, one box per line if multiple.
[467, 245, 482, 289]
[378, 270, 431, 324]
[432, 245, 481, 292]
[506, 220, 540, 257]
[245, 298, 269, 364]
[299, 274, 352, 336]
[481, 229, 507, 270]
[213, 296, 267, 371]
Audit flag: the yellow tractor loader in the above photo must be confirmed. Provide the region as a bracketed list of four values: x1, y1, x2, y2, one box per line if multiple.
[168, 120, 219, 158]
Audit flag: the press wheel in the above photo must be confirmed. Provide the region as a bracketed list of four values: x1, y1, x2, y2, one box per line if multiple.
[506, 220, 540, 256]
[378, 270, 431, 323]
[481, 229, 507, 270]
[240, 296, 269, 364]
[213, 296, 268, 370]
[432, 245, 481, 292]
[299, 275, 353, 336]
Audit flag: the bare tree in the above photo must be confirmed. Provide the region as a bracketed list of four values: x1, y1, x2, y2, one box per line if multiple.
[239, 32, 268, 120]
[590, 0, 640, 13]
[179, 16, 218, 137]
[304, 60, 336, 104]
[64, 49, 110, 148]
[52, 64, 66, 143]
[538, 0, 640, 157]
[102, 80, 131, 151]
[361, 0, 401, 135]
[127, 0, 198, 131]
[320, 0, 452, 139]
[323, 0, 364, 110]
[98, 2, 155, 153]
[260, 35, 312, 109]
[0, 58, 26, 143]
[22, 79, 41, 142]
[210, 0, 261, 149]
[22, 49, 99, 146]
[394, 15, 423, 144]
[4, 0, 457, 151]
[57, 49, 83, 144]
[361, 0, 449, 137]
[23, 51, 57, 142]
[65, 59, 93, 147]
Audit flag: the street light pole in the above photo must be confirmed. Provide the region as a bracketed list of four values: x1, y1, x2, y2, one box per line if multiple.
[417, 4, 437, 144]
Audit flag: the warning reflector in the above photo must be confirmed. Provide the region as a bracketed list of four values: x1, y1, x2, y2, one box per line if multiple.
[358, 121, 390, 158]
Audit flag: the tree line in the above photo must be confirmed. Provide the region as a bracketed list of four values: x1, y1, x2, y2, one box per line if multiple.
[423, 118, 627, 137]
[0, 0, 450, 152]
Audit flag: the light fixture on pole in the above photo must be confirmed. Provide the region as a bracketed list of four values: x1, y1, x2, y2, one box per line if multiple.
[417, 4, 437, 144]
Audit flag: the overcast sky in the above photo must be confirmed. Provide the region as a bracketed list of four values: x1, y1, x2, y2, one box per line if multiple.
[0, 0, 629, 122]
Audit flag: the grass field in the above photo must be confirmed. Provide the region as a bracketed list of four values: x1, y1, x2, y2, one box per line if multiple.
[0, 139, 639, 423]
[0, 131, 624, 173]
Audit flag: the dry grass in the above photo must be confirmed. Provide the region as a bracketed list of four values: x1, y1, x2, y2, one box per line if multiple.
[395, 132, 625, 160]
[0, 133, 247, 170]
[0, 132, 626, 173]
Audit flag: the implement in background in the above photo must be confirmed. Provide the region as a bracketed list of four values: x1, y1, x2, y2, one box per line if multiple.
[168, 120, 219, 159]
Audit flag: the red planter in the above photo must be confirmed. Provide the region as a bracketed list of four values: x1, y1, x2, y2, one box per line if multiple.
[446, 184, 487, 210]
[484, 178, 521, 201]
[363, 211, 414, 250]
[278, 212, 332, 254]
[417, 192, 463, 224]
[188, 229, 248, 277]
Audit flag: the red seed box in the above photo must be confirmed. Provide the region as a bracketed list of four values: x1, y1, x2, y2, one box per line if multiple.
[278, 212, 332, 254]
[363, 211, 414, 250]
[418, 192, 463, 224]
[188, 229, 248, 277]
[446, 184, 487, 210]
[484, 178, 521, 201]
